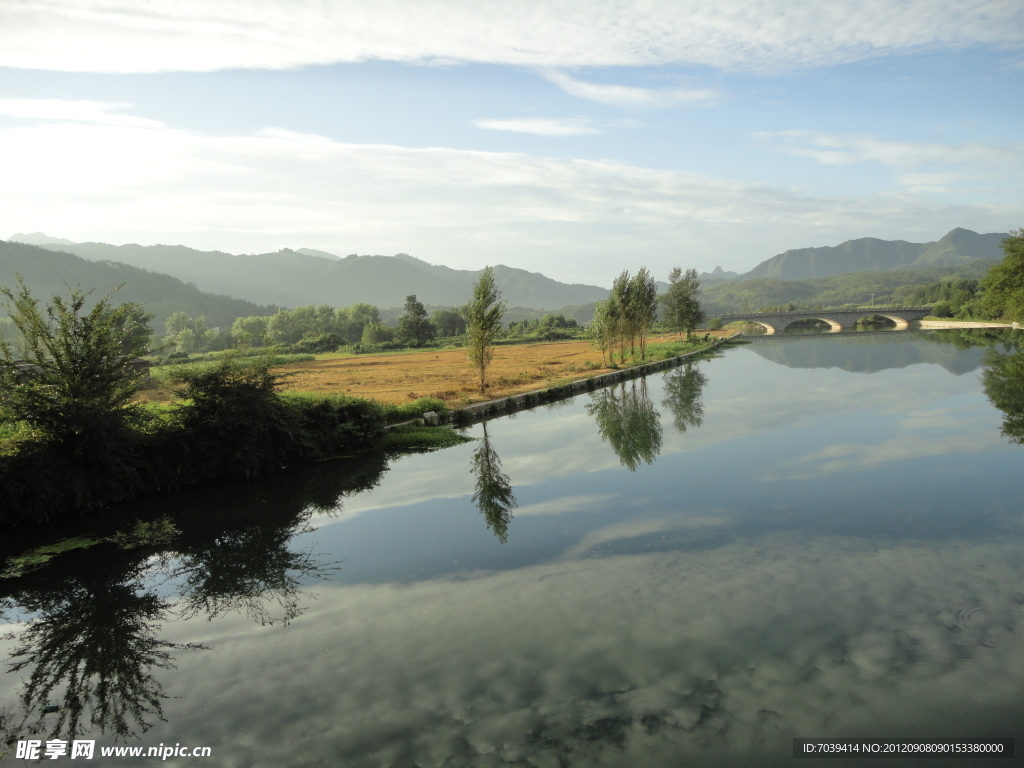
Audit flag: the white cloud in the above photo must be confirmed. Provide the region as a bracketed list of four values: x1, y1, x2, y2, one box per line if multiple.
[0, 98, 163, 128]
[1, 0, 1021, 73]
[0, 104, 1019, 279]
[472, 117, 601, 137]
[542, 70, 719, 107]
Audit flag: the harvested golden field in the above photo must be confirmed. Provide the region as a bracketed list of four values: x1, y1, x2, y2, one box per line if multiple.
[278, 333, 728, 406]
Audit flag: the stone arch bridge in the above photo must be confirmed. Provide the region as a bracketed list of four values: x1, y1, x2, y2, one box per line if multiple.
[715, 307, 932, 334]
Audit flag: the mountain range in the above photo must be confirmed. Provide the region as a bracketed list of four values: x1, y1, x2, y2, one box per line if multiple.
[0, 240, 274, 329]
[726, 227, 1007, 282]
[9, 234, 608, 311]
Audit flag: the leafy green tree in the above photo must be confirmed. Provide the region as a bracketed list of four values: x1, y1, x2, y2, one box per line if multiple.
[609, 271, 632, 362]
[0, 280, 149, 448]
[267, 309, 304, 345]
[630, 268, 659, 359]
[347, 303, 380, 327]
[663, 267, 705, 339]
[979, 229, 1024, 322]
[397, 295, 435, 347]
[462, 266, 506, 392]
[588, 299, 615, 366]
[430, 309, 467, 338]
[231, 315, 270, 347]
[470, 423, 517, 543]
[165, 312, 215, 353]
[360, 321, 394, 345]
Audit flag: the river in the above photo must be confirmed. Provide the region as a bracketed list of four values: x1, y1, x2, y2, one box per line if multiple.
[2, 329, 1022, 766]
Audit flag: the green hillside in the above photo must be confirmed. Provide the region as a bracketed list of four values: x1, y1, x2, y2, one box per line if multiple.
[0, 240, 276, 329]
[11, 236, 609, 311]
[741, 228, 1006, 280]
[702, 262, 992, 315]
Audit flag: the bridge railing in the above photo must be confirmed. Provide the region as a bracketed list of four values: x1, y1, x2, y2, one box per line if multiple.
[715, 306, 931, 318]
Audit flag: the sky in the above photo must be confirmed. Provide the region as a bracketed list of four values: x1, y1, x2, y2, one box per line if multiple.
[0, 1, 1022, 285]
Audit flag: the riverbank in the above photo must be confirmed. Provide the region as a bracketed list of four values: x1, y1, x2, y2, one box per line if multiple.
[270, 331, 735, 406]
[434, 333, 737, 425]
[916, 319, 1020, 329]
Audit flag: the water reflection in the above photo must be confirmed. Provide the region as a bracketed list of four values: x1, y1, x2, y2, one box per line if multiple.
[0, 452, 391, 744]
[470, 423, 517, 543]
[586, 380, 663, 471]
[4, 546, 196, 743]
[982, 346, 1024, 444]
[661, 362, 707, 434]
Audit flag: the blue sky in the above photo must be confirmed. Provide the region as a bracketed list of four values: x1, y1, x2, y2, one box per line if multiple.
[0, 1, 1021, 284]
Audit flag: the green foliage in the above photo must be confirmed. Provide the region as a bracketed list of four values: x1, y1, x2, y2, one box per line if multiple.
[630, 268, 659, 358]
[981, 345, 1024, 443]
[979, 229, 1024, 322]
[702, 264, 992, 315]
[462, 266, 506, 392]
[231, 315, 270, 346]
[0, 279, 148, 447]
[379, 397, 448, 425]
[397, 295, 435, 347]
[430, 309, 467, 338]
[663, 267, 705, 340]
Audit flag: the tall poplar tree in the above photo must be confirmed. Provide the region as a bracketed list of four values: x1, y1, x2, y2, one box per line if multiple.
[462, 266, 506, 393]
[663, 267, 705, 339]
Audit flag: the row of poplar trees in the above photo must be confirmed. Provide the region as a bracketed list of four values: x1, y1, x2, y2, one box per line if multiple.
[590, 267, 704, 366]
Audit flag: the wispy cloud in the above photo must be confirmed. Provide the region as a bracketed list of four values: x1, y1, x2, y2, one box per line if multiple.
[542, 71, 719, 107]
[0, 98, 163, 128]
[0, 102, 1018, 278]
[2, 0, 1021, 73]
[757, 130, 1024, 193]
[472, 117, 601, 137]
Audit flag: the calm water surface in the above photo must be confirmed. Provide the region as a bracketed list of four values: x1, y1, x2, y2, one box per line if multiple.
[2, 330, 1023, 767]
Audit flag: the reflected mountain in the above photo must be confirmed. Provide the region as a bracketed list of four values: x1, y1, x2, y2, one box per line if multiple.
[0, 451, 391, 743]
[470, 423, 517, 543]
[746, 331, 992, 375]
[982, 346, 1024, 444]
[661, 363, 707, 434]
[586, 380, 663, 471]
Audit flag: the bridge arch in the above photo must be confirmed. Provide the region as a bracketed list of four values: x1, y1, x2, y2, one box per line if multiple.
[856, 313, 910, 330]
[778, 316, 843, 333]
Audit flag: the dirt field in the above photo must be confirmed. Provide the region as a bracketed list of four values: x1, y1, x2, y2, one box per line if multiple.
[277, 333, 728, 406]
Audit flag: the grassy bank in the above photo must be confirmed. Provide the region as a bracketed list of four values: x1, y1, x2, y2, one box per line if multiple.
[0, 356, 466, 527]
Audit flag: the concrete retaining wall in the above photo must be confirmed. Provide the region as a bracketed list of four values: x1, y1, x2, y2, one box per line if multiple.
[425, 336, 734, 427]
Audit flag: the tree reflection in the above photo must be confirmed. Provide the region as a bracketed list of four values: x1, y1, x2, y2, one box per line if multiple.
[471, 422, 517, 543]
[982, 346, 1024, 444]
[586, 379, 663, 471]
[172, 519, 337, 626]
[3, 547, 202, 743]
[0, 451, 392, 743]
[661, 363, 707, 434]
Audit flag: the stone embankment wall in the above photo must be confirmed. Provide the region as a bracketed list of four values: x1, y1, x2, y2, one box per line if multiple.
[422, 336, 735, 427]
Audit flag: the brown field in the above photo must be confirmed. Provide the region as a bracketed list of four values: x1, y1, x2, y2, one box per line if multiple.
[276, 332, 729, 406]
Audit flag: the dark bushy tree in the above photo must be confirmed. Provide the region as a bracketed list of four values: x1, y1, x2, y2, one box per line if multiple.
[397, 295, 435, 347]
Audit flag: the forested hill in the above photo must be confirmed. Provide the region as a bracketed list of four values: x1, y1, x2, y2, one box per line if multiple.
[739, 228, 1007, 281]
[0, 240, 276, 328]
[10, 235, 609, 310]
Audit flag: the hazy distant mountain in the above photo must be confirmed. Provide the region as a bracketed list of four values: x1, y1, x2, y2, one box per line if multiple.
[698, 266, 740, 286]
[12, 237, 609, 310]
[740, 228, 1007, 281]
[0, 240, 275, 329]
[10, 232, 76, 246]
